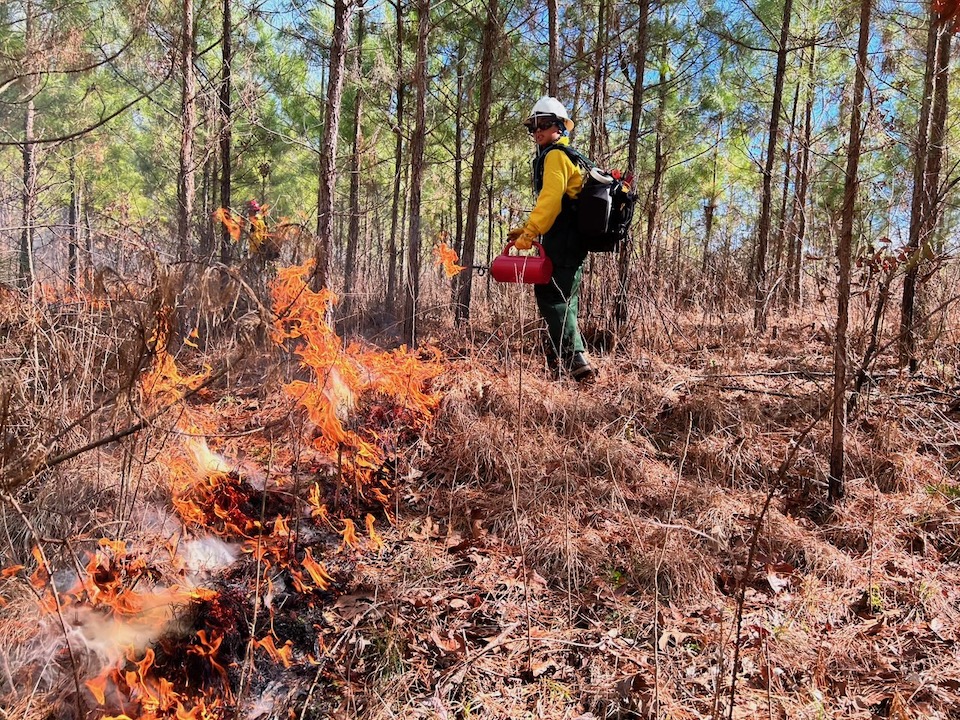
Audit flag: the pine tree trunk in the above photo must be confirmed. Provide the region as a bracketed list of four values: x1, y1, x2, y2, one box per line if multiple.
[454, 0, 498, 324]
[547, 0, 559, 96]
[18, 0, 37, 288]
[402, 0, 430, 346]
[68, 153, 79, 289]
[644, 45, 667, 271]
[452, 36, 466, 268]
[344, 10, 366, 302]
[900, 8, 951, 370]
[753, 0, 793, 331]
[829, 0, 872, 503]
[588, 0, 607, 161]
[773, 79, 800, 296]
[702, 111, 722, 276]
[787, 43, 815, 307]
[20, 96, 36, 288]
[386, 0, 405, 310]
[314, 0, 357, 290]
[177, 0, 196, 261]
[219, 0, 233, 264]
[615, 0, 650, 328]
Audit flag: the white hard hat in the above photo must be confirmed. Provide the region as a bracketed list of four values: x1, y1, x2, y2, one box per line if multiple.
[525, 96, 574, 132]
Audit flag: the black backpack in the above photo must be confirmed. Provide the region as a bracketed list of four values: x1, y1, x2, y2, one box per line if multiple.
[576, 166, 637, 253]
[538, 144, 638, 253]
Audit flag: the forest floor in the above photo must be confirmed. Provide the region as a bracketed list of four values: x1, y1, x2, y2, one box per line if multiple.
[1, 272, 960, 720]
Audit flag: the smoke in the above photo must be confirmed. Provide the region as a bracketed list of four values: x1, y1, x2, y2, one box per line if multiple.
[180, 537, 239, 574]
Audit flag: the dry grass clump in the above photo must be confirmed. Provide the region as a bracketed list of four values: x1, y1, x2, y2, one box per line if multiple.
[424, 358, 729, 601]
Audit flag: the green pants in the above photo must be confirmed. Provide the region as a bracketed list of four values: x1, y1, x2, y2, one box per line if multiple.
[535, 264, 585, 357]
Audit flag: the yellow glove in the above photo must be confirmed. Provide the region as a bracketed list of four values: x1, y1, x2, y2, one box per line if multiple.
[507, 227, 534, 251]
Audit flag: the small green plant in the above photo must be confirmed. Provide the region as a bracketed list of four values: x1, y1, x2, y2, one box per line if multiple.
[926, 483, 960, 499]
[606, 565, 626, 586]
[862, 583, 883, 614]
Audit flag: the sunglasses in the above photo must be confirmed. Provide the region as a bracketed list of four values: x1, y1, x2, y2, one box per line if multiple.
[526, 119, 558, 133]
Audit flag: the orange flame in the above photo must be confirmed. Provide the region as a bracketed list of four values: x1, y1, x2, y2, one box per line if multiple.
[301, 547, 332, 590]
[433, 242, 466, 277]
[365, 514, 384, 552]
[269, 261, 443, 498]
[255, 635, 295, 668]
[212, 208, 241, 241]
[339, 519, 360, 550]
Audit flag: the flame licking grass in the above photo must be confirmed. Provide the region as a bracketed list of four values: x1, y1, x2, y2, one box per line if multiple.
[270, 260, 443, 501]
[8, 261, 444, 719]
[432, 242, 466, 277]
[365, 514, 384, 552]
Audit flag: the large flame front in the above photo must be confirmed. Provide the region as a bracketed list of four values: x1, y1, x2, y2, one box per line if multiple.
[6, 264, 445, 719]
[271, 260, 442, 504]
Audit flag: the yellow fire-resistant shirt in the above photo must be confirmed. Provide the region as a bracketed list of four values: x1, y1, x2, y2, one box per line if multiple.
[522, 136, 584, 239]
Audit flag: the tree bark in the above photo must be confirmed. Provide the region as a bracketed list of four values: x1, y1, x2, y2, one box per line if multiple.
[753, 0, 793, 331]
[386, 0, 406, 309]
[451, 36, 466, 265]
[786, 43, 815, 307]
[177, 0, 196, 261]
[402, 0, 430, 346]
[644, 43, 667, 270]
[68, 153, 79, 289]
[702, 110, 722, 276]
[314, 0, 357, 290]
[218, 0, 233, 264]
[772, 78, 800, 293]
[18, 0, 37, 288]
[829, 0, 872, 503]
[614, 0, 650, 328]
[454, 0, 499, 324]
[547, 0, 559, 96]
[899, 8, 951, 370]
[344, 9, 366, 301]
[588, 0, 607, 161]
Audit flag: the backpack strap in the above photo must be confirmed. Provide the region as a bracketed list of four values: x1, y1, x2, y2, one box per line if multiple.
[532, 143, 594, 193]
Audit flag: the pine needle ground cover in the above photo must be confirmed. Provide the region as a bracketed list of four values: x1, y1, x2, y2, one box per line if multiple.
[0, 277, 958, 720]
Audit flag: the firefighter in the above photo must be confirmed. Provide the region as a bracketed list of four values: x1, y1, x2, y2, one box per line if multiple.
[507, 96, 596, 383]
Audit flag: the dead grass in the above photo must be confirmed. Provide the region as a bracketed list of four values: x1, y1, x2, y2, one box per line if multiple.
[2, 275, 960, 720]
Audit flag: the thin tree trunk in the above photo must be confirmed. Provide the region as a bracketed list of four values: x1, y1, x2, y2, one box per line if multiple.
[787, 43, 815, 306]
[454, 0, 498, 324]
[547, 0, 559, 95]
[702, 110, 722, 276]
[451, 36, 466, 265]
[402, 0, 430, 346]
[344, 10, 366, 301]
[68, 153, 79, 289]
[486, 145, 495, 302]
[829, 0, 872, 503]
[83, 178, 94, 289]
[773, 78, 800, 289]
[314, 0, 357, 290]
[644, 44, 667, 270]
[177, 0, 196, 261]
[198, 156, 215, 258]
[219, 0, 233, 264]
[19, 0, 37, 288]
[386, 0, 406, 310]
[900, 9, 951, 370]
[589, 0, 607, 161]
[20, 98, 37, 288]
[614, 0, 650, 328]
[753, 0, 793, 331]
